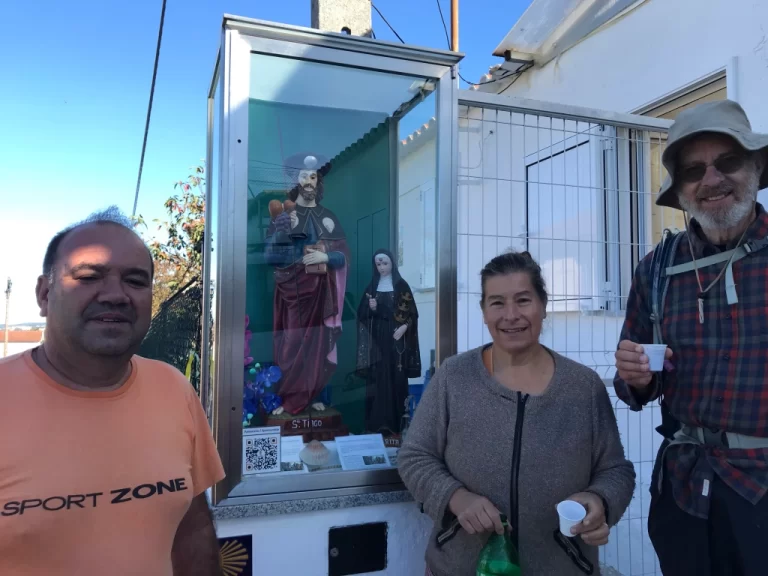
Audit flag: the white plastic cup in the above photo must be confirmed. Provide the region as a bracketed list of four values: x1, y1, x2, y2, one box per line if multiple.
[643, 344, 668, 372]
[557, 500, 587, 537]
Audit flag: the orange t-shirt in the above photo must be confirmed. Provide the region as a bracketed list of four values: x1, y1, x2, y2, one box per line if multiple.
[0, 350, 226, 576]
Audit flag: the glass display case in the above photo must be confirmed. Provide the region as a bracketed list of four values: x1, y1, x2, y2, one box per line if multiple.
[204, 17, 461, 504]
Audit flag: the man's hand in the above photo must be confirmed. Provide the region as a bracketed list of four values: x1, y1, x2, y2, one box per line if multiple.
[369, 298, 377, 311]
[290, 211, 299, 229]
[172, 493, 221, 576]
[567, 492, 609, 547]
[448, 488, 505, 535]
[615, 340, 672, 389]
[302, 249, 329, 266]
[393, 324, 408, 341]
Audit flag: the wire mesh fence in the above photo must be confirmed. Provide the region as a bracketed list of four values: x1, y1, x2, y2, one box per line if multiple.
[139, 278, 203, 393]
[457, 102, 672, 575]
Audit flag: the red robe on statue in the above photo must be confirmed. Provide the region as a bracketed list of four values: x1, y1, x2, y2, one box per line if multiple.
[265, 204, 349, 415]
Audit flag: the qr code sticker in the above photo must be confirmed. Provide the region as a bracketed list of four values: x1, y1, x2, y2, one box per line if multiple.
[243, 435, 280, 474]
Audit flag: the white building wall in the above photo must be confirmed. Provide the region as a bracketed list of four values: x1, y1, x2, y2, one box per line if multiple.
[499, 0, 768, 125]
[216, 502, 431, 576]
[398, 131, 437, 377]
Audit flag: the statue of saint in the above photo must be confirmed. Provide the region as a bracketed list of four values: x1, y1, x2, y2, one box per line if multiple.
[264, 154, 349, 416]
[356, 249, 421, 434]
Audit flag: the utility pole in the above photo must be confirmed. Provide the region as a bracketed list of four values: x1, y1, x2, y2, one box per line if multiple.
[451, 0, 459, 52]
[3, 278, 11, 358]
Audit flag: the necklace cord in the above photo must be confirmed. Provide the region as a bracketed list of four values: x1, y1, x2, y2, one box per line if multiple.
[682, 206, 752, 297]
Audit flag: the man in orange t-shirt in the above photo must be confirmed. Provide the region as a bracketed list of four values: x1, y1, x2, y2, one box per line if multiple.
[0, 207, 226, 576]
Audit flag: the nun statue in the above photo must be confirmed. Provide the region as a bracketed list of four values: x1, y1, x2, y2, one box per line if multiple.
[356, 249, 421, 435]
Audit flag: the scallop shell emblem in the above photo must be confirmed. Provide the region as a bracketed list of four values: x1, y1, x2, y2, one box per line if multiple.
[323, 217, 335, 233]
[299, 440, 331, 466]
[219, 539, 249, 576]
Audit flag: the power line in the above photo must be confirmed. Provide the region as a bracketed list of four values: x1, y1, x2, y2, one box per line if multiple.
[460, 61, 533, 91]
[434, 0, 486, 88]
[497, 62, 533, 93]
[370, 2, 405, 43]
[132, 0, 168, 218]
[435, 0, 451, 49]
[459, 70, 513, 88]
[498, 70, 524, 94]
[431, 0, 531, 90]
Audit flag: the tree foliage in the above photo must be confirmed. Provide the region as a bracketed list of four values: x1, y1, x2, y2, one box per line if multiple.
[134, 165, 206, 316]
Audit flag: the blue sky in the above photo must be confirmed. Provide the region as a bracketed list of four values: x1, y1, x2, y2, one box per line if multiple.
[0, 0, 530, 324]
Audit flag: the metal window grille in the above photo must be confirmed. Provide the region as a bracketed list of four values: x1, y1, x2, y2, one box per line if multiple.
[457, 95, 672, 576]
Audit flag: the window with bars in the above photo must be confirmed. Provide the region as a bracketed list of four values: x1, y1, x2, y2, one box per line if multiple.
[458, 105, 666, 376]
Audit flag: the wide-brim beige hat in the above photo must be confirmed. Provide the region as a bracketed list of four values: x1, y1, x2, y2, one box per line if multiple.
[657, 99, 768, 210]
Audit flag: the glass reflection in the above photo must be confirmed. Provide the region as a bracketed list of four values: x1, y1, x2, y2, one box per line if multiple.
[242, 53, 437, 477]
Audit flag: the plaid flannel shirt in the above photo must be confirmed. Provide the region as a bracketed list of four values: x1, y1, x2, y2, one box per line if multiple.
[614, 203, 768, 519]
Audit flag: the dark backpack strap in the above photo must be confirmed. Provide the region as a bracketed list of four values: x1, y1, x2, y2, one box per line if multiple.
[648, 229, 684, 439]
[649, 229, 683, 345]
[656, 398, 680, 440]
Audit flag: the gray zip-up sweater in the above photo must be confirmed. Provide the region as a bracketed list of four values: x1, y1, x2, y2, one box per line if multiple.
[398, 346, 635, 576]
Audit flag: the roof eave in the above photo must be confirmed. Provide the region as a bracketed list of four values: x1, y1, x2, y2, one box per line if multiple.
[221, 14, 465, 69]
[492, 0, 647, 66]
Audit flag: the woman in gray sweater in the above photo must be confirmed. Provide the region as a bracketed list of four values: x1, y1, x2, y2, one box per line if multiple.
[398, 251, 635, 575]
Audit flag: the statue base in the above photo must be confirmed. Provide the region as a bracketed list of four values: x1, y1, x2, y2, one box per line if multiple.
[264, 407, 349, 442]
[382, 435, 402, 449]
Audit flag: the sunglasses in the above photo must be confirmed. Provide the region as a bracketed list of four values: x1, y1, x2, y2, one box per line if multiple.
[677, 153, 747, 183]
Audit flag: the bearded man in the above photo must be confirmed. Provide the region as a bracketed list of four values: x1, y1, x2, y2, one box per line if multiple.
[614, 100, 768, 575]
[264, 153, 349, 416]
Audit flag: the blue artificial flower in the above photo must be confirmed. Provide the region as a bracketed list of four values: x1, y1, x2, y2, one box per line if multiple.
[261, 393, 283, 413]
[266, 365, 282, 386]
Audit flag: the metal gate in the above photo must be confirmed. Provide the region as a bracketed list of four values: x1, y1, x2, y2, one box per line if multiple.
[456, 91, 673, 576]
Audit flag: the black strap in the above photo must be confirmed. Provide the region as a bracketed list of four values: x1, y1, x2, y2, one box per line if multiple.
[553, 530, 594, 574]
[435, 518, 461, 548]
[649, 230, 683, 432]
[656, 399, 680, 440]
[650, 229, 684, 344]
